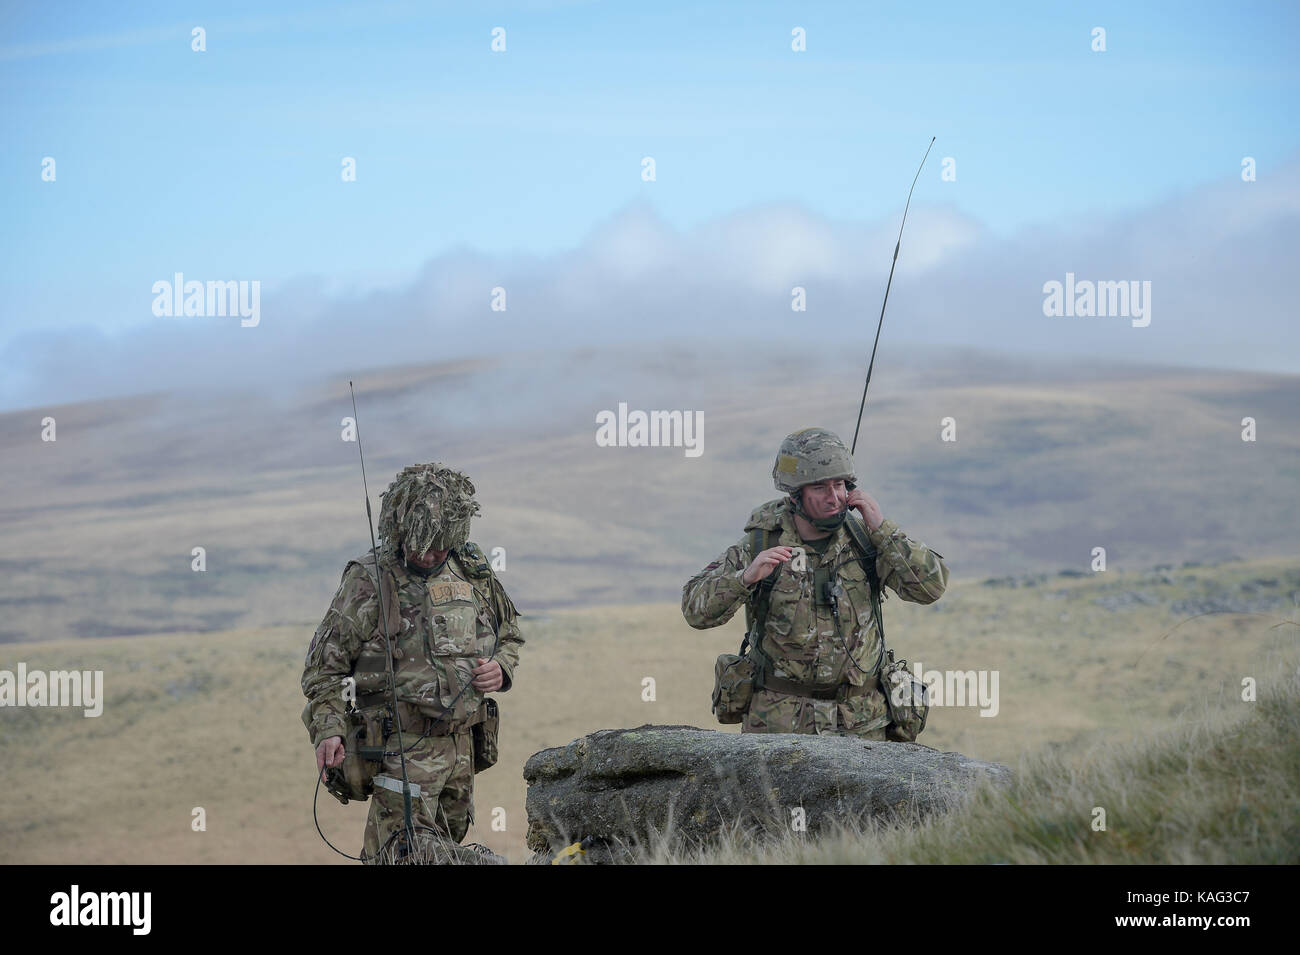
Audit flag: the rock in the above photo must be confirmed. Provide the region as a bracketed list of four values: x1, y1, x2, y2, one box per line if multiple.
[163, 675, 209, 700]
[523, 724, 1012, 863]
[981, 574, 1047, 588]
[1092, 590, 1160, 611]
[1170, 595, 1285, 616]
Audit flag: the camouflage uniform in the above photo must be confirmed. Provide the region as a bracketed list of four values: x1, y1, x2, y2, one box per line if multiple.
[682, 429, 946, 740]
[301, 464, 522, 864]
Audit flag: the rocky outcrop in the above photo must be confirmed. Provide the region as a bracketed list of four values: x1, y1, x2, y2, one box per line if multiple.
[524, 725, 1012, 863]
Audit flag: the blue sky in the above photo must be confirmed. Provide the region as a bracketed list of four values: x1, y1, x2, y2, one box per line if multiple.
[1, 0, 1297, 404]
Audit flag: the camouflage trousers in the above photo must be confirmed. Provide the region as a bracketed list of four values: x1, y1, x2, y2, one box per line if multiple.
[361, 729, 479, 865]
[741, 682, 892, 739]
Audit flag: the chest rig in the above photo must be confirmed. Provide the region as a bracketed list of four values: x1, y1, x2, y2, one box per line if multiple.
[313, 544, 503, 806]
[349, 544, 499, 725]
[741, 511, 886, 698]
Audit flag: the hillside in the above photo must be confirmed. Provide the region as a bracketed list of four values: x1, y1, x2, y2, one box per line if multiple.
[1, 557, 1295, 863]
[2, 344, 1297, 645]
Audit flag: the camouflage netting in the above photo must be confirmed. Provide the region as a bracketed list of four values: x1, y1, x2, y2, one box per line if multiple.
[377, 463, 480, 558]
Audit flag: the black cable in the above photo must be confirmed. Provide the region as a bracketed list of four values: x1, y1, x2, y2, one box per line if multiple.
[824, 555, 886, 678]
[313, 768, 468, 864]
[312, 772, 364, 861]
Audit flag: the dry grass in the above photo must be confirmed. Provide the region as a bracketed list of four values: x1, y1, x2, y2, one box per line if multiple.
[1, 558, 1295, 863]
[636, 650, 1300, 865]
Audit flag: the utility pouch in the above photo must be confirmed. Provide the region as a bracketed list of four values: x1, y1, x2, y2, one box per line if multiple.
[303, 702, 386, 806]
[471, 698, 499, 773]
[712, 643, 760, 724]
[878, 649, 929, 742]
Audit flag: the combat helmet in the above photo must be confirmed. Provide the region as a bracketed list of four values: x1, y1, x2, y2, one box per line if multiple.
[377, 463, 481, 558]
[772, 427, 856, 493]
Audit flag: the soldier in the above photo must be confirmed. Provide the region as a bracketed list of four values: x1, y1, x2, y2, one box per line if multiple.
[301, 463, 523, 863]
[682, 427, 947, 740]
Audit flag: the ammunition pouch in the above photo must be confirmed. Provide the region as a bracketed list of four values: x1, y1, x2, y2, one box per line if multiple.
[469, 698, 499, 773]
[878, 649, 929, 742]
[712, 534, 786, 727]
[712, 647, 760, 724]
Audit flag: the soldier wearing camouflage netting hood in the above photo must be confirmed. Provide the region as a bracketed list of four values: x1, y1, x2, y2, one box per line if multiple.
[301, 463, 523, 864]
[682, 428, 947, 741]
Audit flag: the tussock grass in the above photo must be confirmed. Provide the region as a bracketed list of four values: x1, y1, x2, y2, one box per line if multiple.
[1, 563, 1294, 863]
[632, 652, 1300, 864]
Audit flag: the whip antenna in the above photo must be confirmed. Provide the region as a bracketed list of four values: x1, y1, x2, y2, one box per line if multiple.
[349, 380, 416, 855]
[851, 136, 936, 456]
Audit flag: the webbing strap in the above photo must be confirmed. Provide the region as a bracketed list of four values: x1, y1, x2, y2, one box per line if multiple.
[844, 513, 886, 645]
[761, 673, 876, 701]
[356, 693, 490, 734]
[742, 527, 782, 666]
[355, 552, 402, 641]
[356, 691, 390, 710]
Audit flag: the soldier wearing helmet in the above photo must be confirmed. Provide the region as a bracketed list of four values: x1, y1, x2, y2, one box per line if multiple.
[681, 428, 947, 739]
[301, 463, 523, 863]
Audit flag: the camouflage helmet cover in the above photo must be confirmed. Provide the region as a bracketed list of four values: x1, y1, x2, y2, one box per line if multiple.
[377, 463, 480, 557]
[772, 427, 856, 493]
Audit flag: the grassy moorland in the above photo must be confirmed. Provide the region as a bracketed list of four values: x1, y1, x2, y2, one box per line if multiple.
[1, 557, 1294, 864]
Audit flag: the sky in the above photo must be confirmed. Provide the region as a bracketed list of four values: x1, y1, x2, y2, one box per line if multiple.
[1, 0, 1298, 409]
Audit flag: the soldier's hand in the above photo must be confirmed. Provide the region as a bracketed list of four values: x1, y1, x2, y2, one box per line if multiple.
[472, 657, 503, 692]
[316, 736, 345, 782]
[742, 546, 795, 586]
[847, 488, 884, 531]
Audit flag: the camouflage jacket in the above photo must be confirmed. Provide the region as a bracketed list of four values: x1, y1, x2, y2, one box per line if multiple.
[301, 543, 523, 747]
[681, 499, 947, 687]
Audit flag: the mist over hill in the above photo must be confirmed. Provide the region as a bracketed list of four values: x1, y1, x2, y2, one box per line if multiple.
[1, 342, 1296, 643]
[4, 154, 1299, 414]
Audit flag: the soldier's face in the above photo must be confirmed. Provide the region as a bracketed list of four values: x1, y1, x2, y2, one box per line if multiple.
[404, 542, 450, 569]
[800, 480, 848, 517]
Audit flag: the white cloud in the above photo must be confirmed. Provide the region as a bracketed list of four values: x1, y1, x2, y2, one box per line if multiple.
[3, 157, 1295, 412]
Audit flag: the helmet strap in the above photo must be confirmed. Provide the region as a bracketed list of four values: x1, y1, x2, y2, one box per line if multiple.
[790, 490, 848, 532]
